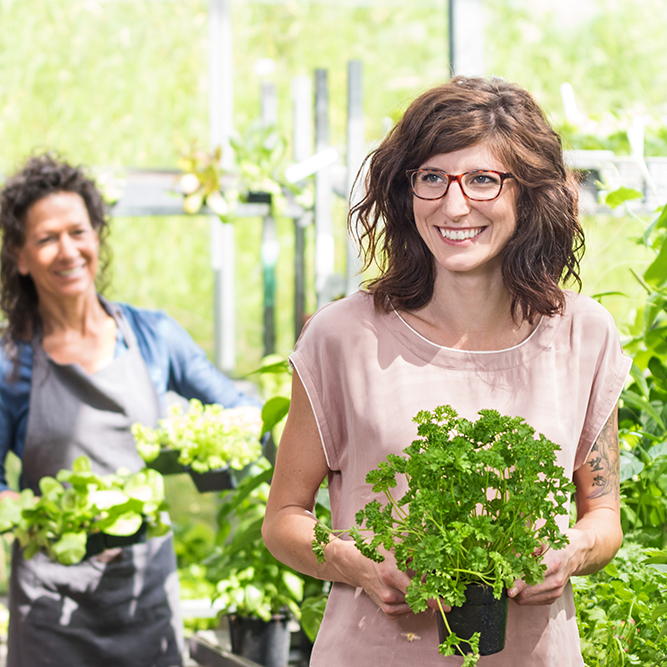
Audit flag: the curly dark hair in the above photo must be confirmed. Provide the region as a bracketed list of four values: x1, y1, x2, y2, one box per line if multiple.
[0, 153, 111, 350]
[350, 76, 584, 323]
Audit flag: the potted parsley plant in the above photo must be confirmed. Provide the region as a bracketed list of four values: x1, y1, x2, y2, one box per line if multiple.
[313, 405, 574, 666]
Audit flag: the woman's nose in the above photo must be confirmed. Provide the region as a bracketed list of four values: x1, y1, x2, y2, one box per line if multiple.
[57, 233, 78, 258]
[440, 180, 471, 218]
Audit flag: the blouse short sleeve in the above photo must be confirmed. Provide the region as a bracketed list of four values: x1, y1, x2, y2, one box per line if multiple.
[569, 295, 632, 470]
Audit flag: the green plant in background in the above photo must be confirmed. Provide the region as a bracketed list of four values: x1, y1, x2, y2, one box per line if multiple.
[0, 456, 170, 565]
[250, 355, 292, 442]
[177, 144, 237, 217]
[132, 399, 262, 474]
[600, 189, 667, 548]
[573, 543, 667, 667]
[206, 462, 304, 621]
[313, 405, 573, 665]
[176, 125, 313, 221]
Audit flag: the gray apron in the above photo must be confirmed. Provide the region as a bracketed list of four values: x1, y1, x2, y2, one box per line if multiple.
[7, 300, 183, 667]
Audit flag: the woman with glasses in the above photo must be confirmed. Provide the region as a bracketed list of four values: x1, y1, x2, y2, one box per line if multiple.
[262, 77, 630, 666]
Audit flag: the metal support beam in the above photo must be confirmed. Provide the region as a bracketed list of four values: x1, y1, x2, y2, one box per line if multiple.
[314, 69, 335, 310]
[448, 0, 485, 77]
[292, 75, 313, 341]
[346, 59, 364, 296]
[211, 218, 236, 373]
[260, 81, 278, 357]
[209, 0, 236, 372]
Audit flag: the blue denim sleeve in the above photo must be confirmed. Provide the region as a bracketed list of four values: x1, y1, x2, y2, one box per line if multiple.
[118, 304, 262, 409]
[0, 343, 33, 492]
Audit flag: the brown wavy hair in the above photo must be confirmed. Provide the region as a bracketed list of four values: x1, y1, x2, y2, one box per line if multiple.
[0, 153, 111, 352]
[350, 76, 584, 322]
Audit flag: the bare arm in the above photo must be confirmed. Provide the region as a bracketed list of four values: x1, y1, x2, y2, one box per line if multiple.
[509, 405, 623, 605]
[262, 371, 414, 618]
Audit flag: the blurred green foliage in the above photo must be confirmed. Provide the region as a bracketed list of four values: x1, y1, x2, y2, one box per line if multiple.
[1, 0, 666, 371]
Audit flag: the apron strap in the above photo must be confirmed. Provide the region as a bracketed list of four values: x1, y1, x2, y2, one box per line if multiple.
[97, 295, 139, 350]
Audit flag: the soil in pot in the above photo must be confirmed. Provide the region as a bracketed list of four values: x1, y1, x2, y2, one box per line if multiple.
[246, 191, 273, 204]
[437, 584, 509, 656]
[228, 614, 291, 667]
[188, 467, 236, 493]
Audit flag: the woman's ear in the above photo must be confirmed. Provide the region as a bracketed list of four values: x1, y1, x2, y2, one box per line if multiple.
[13, 246, 29, 276]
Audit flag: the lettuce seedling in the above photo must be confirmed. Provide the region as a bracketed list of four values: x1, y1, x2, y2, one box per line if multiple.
[132, 399, 262, 474]
[0, 455, 170, 565]
[312, 405, 575, 665]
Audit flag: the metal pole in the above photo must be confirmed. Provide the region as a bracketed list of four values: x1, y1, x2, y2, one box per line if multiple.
[209, 0, 235, 372]
[292, 75, 312, 341]
[448, 0, 485, 77]
[346, 60, 364, 296]
[314, 69, 335, 310]
[261, 81, 278, 356]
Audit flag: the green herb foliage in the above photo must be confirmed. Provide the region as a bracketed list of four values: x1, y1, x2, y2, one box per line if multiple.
[132, 399, 262, 474]
[0, 456, 170, 565]
[573, 543, 667, 667]
[313, 405, 574, 665]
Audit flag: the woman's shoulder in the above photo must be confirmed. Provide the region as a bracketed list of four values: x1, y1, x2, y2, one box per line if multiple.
[0, 337, 33, 399]
[561, 290, 618, 328]
[113, 301, 172, 330]
[297, 291, 379, 341]
[555, 290, 626, 354]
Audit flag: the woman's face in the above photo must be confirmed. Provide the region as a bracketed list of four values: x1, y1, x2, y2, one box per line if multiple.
[16, 191, 99, 303]
[412, 142, 518, 282]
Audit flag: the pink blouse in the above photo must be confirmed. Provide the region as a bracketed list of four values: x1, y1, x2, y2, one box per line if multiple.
[290, 289, 631, 666]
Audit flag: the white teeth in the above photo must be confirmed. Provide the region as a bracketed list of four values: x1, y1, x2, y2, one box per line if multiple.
[438, 227, 483, 241]
[56, 266, 84, 277]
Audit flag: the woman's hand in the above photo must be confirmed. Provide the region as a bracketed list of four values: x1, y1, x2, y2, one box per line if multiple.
[507, 531, 584, 605]
[509, 407, 623, 606]
[355, 548, 413, 618]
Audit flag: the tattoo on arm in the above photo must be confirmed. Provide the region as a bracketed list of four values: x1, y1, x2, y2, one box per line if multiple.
[586, 410, 620, 500]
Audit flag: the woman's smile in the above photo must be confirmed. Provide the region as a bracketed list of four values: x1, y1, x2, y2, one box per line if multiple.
[437, 226, 486, 242]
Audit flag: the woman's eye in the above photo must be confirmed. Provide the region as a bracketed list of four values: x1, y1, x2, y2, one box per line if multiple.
[420, 171, 444, 184]
[471, 172, 500, 185]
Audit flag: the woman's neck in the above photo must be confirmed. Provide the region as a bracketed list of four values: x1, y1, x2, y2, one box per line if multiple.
[400, 270, 535, 351]
[38, 288, 108, 337]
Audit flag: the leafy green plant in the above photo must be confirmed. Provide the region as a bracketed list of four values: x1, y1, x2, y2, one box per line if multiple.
[176, 125, 313, 220]
[0, 456, 170, 565]
[573, 543, 667, 667]
[597, 192, 667, 546]
[206, 462, 305, 621]
[132, 399, 262, 474]
[313, 405, 574, 665]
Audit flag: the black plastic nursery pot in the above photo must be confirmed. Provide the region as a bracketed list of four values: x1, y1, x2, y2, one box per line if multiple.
[84, 521, 148, 560]
[437, 584, 509, 656]
[228, 613, 291, 667]
[188, 466, 236, 493]
[146, 448, 185, 475]
[246, 191, 273, 204]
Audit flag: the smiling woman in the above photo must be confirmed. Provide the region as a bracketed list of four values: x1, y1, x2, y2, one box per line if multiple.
[261, 77, 631, 667]
[0, 154, 261, 667]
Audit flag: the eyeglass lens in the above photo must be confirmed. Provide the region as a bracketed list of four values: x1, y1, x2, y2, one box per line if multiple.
[411, 170, 504, 200]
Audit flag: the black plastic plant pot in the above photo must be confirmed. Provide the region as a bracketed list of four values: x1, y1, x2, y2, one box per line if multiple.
[437, 584, 509, 656]
[146, 448, 184, 475]
[188, 467, 236, 493]
[228, 614, 291, 667]
[84, 521, 148, 560]
[247, 191, 273, 204]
